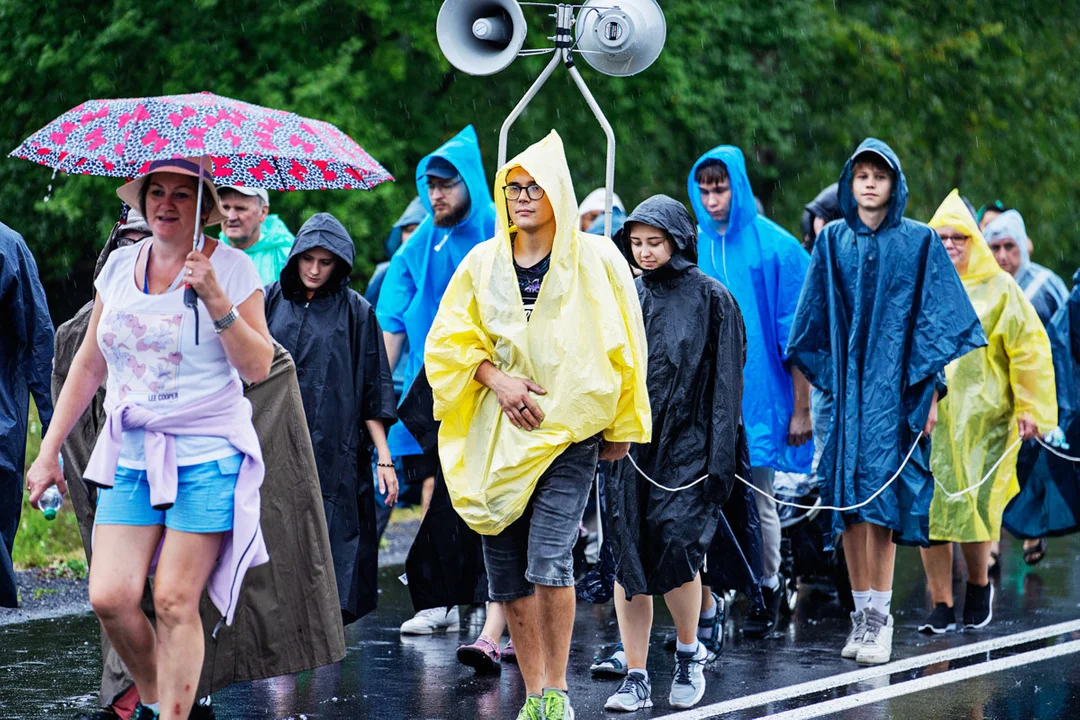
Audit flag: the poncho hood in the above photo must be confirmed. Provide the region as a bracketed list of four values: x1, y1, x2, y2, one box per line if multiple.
[616, 194, 698, 278]
[929, 189, 1002, 286]
[838, 138, 909, 233]
[281, 213, 354, 297]
[425, 130, 651, 535]
[983, 209, 1032, 271]
[688, 145, 758, 241]
[385, 196, 427, 256]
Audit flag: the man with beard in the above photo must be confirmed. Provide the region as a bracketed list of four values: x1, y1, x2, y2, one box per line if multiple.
[376, 125, 496, 634]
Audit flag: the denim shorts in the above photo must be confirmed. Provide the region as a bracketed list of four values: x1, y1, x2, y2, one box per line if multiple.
[482, 439, 600, 602]
[94, 454, 242, 533]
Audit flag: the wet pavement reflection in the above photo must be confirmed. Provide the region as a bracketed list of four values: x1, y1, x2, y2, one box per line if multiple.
[1, 533, 1078, 719]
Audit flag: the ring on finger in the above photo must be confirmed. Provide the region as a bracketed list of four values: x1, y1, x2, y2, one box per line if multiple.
[519, 405, 528, 413]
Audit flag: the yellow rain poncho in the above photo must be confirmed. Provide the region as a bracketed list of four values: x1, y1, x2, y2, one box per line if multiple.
[425, 131, 651, 535]
[928, 190, 1056, 542]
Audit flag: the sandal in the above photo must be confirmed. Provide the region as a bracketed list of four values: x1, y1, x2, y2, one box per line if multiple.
[1023, 537, 1047, 566]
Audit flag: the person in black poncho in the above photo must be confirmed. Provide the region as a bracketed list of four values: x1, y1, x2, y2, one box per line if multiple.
[265, 212, 399, 625]
[603, 196, 748, 713]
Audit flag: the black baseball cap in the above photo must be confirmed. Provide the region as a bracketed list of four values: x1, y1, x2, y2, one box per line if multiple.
[424, 157, 460, 180]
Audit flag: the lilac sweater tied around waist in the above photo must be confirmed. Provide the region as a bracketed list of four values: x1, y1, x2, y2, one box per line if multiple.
[84, 378, 268, 627]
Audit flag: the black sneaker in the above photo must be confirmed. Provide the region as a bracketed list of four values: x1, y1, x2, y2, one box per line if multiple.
[132, 705, 158, 720]
[963, 582, 994, 629]
[663, 631, 678, 651]
[698, 592, 726, 659]
[744, 576, 784, 638]
[917, 603, 957, 634]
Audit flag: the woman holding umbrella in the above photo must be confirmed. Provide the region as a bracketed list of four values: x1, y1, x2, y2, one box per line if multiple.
[26, 158, 273, 720]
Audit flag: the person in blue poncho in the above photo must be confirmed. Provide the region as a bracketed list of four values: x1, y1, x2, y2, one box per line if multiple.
[687, 145, 812, 638]
[376, 125, 496, 635]
[1, 222, 54, 608]
[788, 139, 985, 665]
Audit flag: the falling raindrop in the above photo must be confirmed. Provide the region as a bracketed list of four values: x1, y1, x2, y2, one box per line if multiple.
[43, 167, 59, 203]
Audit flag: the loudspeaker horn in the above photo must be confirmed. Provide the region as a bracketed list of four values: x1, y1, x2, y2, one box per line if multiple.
[437, 0, 527, 76]
[574, 0, 666, 77]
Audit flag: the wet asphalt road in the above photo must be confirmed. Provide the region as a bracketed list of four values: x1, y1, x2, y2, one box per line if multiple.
[2, 532, 1079, 719]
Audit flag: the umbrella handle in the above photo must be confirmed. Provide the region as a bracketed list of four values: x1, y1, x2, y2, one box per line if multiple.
[184, 284, 200, 345]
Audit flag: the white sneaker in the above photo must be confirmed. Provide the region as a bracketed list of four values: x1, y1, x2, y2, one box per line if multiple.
[669, 642, 708, 709]
[841, 609, 867, 659]
[856, 608, 894, 665]
[400, 606, 460, 635]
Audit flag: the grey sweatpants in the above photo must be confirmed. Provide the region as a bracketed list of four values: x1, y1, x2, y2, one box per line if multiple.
[751, 466, 782, 579]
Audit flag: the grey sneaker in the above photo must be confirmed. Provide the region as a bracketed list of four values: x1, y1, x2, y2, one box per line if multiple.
[856, 608, 894, 665]
[668, 642, 708, 709]
[604, 671, 653, 712]
[841, 608, 868, 659]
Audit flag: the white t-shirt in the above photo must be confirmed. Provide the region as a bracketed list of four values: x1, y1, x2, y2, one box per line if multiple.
[94, 240, 263, 468]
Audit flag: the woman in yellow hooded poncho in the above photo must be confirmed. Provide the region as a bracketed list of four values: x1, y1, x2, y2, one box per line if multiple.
[919, 190, 1056, 635]
[425, 130, 650, 720]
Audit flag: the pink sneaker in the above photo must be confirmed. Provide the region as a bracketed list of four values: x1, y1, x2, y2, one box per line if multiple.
[456, 635, 501, 674]
[502, 638, 517, 664]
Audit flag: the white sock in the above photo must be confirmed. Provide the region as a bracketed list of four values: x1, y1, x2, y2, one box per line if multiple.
[144, 702, 161, 713]
[852, 590, 871, 614]
[869, 589, 892, 615]
[763, 573, 781, 591]
[629, 667, 649, 681]
[700, 601, 718, 620]
[698, 600, 718, 639]
[676, 638, 699, 655]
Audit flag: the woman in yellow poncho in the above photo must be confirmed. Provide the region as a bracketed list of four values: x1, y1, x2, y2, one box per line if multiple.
[919, 190, 1056, 634]
[425, 130, 650, 720]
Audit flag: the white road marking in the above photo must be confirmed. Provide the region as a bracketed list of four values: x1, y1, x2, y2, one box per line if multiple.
[759, 639, 1080, 720]
[657, 619, 1080, 719]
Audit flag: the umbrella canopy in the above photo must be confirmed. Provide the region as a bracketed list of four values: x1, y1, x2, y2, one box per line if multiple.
[10, 92, 392, 191]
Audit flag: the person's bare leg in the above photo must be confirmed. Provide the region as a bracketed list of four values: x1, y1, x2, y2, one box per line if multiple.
[614, 583, 653, 669]
[960, 541, 992, 587]
[843, 522, 871, 593]
[536, 584, 577, 691]
[506, 594, 545, 696]
[663, 573, 703, 646]
[89, 524, 164, 705]
[919, 544, 955, 606]
[420, 475, 435, 519]
[153, 530, 223, 719]
[867, 523, 897, 592]
[701, 584, 714, 612]
[479, 601, 508, 642]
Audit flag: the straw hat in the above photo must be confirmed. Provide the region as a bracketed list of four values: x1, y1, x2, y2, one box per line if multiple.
[116, 157, 227, 227]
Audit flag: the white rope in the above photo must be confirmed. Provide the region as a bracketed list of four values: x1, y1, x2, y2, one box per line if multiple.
[625, 453, 709, 492]
[931, 437, 1022, 501]
[1036, 435, 1080, 463]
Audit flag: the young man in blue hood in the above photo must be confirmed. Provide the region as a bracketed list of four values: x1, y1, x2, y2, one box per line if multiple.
[376, 126, 496, 634]
[788, 139, 985, 664]
[688, 146, 812, 638]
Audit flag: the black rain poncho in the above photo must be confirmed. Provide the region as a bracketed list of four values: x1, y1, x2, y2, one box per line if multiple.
[787, 139, 986, 546]
[265, 213, 397, 624]
[606, 195, 751, 598]
[1, 222, 53, 608]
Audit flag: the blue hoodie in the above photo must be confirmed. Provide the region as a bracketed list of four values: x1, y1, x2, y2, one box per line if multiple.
[787, 138, 986, 545]
[688, 146, 812, 473]
[376, 126, 496, 456]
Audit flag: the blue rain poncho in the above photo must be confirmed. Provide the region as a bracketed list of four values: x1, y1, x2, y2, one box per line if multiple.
[786, 139, 986, 545]
[1, 222, 54, 607]
[376, 126, 496, 456]
[688, 146, 812, 473]
[1004, 269, 1080, 539]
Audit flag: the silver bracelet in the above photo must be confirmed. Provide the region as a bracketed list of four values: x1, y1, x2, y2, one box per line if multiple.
[213, 305, 239, 334]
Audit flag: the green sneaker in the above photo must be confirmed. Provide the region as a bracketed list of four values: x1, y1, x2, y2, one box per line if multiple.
[542, 688, 575, 720]
[516, 695, 543, 720]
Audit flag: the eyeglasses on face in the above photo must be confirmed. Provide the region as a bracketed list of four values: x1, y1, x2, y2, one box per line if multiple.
[939, 233, 970, 246]
[426, 177, 464, 193]
[503, 184, 546, 201]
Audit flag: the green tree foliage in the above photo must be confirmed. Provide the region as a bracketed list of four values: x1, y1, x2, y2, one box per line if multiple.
[0, 0, 1076, 322]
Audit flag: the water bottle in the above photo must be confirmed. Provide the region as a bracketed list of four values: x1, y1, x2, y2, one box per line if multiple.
[40, 453, 64, 521]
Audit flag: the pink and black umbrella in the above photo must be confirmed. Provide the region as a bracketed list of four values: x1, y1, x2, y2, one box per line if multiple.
[10, 92, 393, 342]
[10, 91, 393, 191]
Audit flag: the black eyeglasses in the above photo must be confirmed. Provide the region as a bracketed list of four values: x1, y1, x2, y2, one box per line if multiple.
[939, 234, 970, 246]
[504, 184, 546, 201]
[426, 177, 464, 193]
